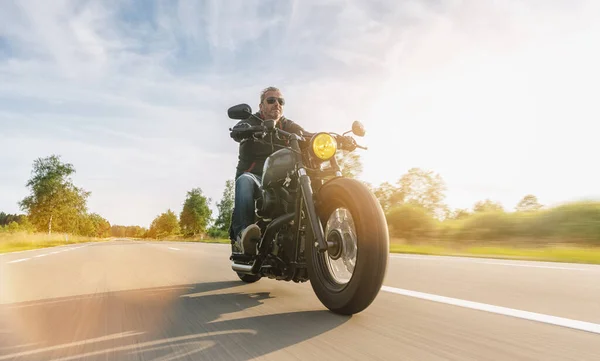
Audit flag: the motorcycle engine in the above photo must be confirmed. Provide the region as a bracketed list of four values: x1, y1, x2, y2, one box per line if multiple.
[256, 187, 294, 220]
[270, 224, 295, 260]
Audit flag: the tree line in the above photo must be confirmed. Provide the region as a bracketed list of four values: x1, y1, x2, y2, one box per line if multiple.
[1, 155, 111, 238]
[0, 154, 233, 240]
[3, 154, 599, 245]
[107, 179, 233, 240]
[365, 167, 600, 245]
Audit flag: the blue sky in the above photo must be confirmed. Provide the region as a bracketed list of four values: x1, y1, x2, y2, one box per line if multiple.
[1, 0, 599, 227]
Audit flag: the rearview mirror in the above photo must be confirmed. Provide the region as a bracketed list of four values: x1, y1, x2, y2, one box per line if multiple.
[228, 104, 252, 120]
[352, 121, 366, 137]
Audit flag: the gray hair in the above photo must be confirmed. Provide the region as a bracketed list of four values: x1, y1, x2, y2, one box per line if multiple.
[260, 86, 281, 103]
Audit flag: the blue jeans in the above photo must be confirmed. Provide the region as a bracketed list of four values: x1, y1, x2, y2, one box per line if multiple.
[229, 172, 262, 242]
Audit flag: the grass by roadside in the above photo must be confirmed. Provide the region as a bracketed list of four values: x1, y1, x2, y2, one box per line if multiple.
[389, 242, 600, 265]
[0, 231, 111, 254]
[158, 235, 230, 244]
[160, 237, 600, 265]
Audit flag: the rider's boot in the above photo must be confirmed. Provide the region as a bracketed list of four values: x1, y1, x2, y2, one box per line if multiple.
[239, 224, 260, 255]
[232, 224, 261, 256]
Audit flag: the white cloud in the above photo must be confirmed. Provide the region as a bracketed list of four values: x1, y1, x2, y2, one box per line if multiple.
[1, 0, 599, 226]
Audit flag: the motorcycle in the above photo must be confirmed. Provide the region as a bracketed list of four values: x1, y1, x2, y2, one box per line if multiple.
[227, 103, 389, 315]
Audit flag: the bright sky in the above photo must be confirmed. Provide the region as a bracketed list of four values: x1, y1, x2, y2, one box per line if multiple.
[1, 0, 599, 227]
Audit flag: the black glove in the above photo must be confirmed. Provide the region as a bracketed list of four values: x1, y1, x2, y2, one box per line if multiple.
[230, 123, 251, 142]
[337, 135, 357, 151]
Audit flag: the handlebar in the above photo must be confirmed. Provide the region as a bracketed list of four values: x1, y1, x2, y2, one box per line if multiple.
[335, 134, 368, 151]
[230, 124, 366, 151]
[230, 124, 304, 142]
[229, 125, 267, 140]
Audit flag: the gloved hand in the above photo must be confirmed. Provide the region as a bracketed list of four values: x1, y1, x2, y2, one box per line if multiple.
[337, 135, 357, 151]
[230, 123, 252, 142]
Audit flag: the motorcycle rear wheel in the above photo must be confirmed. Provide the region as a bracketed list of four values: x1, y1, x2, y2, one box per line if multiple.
[237, 272, 261, 283]
[306, 177, 389, 315]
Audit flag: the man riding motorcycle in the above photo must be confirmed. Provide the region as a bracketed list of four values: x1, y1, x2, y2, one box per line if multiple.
[228, 86, 315, 256]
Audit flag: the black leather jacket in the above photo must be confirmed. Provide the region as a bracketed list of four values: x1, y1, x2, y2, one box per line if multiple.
[231, 113, 313, 180]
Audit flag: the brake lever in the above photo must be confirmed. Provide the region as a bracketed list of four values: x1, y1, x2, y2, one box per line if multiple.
[274, 129, 286, 141]
[253, 130, 267, 140]
[345, 136, 367, 150]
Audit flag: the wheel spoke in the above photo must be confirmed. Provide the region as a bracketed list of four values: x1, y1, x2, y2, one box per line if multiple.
[324, 207, 358, 285]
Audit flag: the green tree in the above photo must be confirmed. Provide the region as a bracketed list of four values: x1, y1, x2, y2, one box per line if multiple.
[84, 213, 111, 237]
[515, 194, 543, 212]
[212, 179, 234, 233]
[336, 150, 363, 178]
[19, 155, 90, 234]
[179, 188, 212, 237]
[370, 182, 397, 211]
[386, 204, 436, 242]
[395, 168, 448, 219]
[78, 215, 96, 237]
[111, 225, 147, 238]
[473, 199, 504, 213]
[6, 221, 21, 233]
[0, 212, 27, 226]
[96, 214, 111, 237]
[148, 209, 180, 239]
[448, 208, 471, 220]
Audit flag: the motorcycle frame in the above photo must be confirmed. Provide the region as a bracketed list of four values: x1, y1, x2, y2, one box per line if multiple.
[232, 129, 344, 278]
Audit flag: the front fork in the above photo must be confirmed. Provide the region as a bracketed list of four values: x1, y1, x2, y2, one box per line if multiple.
[289, 135, 339, 253]
[297, 167, 328, 252]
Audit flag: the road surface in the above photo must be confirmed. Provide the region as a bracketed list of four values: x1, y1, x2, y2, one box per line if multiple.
[0, 239, 599, 360]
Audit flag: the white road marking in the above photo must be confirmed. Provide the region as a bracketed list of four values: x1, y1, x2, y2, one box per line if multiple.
[26, 330, 251, 361]
[381, 286, 600, 335]
[168, 247, 180, 251]
[0, 342, 38, 351]
[390, 254, 596, 271]
[0, 331, 145, 361]
[3, 246, 88, 263]
[0, 243, 89, 256]
[0, 343, 39, 351]
[472, 261, 591, 271]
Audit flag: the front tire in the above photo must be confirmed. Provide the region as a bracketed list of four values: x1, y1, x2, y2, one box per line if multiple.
[306, 177, 389, 315]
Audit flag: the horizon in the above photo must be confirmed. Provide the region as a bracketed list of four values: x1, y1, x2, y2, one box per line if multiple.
[1, 0, 599, 228]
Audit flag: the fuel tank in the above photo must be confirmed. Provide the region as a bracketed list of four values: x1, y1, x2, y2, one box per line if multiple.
[262, 148, 295, 188]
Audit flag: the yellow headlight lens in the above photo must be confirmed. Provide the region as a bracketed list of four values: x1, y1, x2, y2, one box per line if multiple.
[312, 133, 337, 160]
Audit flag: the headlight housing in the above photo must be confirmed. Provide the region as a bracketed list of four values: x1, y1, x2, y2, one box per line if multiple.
[311, 133, 337, 160]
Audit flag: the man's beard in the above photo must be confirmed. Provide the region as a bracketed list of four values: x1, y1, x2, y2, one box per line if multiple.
[268, 111, 281, 120]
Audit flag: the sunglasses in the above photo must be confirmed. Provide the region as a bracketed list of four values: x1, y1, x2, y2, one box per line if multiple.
[265, 97, 285, 106]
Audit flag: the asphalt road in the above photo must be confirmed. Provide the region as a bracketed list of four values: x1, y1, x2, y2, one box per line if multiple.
[1, 239, 599, 360]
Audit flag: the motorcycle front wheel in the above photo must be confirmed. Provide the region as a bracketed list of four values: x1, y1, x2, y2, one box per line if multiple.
[306, 177, 389, 315]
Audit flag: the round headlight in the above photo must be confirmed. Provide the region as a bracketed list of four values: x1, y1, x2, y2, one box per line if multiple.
[311, 133, 337, 160]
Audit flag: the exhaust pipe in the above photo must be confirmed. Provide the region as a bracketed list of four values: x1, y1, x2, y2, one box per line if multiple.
[232, 262, 254, 274]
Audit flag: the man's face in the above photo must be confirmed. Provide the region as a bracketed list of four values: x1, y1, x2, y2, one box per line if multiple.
[259, 90, 285, 121]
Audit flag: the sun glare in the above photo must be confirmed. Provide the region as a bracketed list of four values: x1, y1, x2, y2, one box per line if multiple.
[359, 12, 600, 210]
